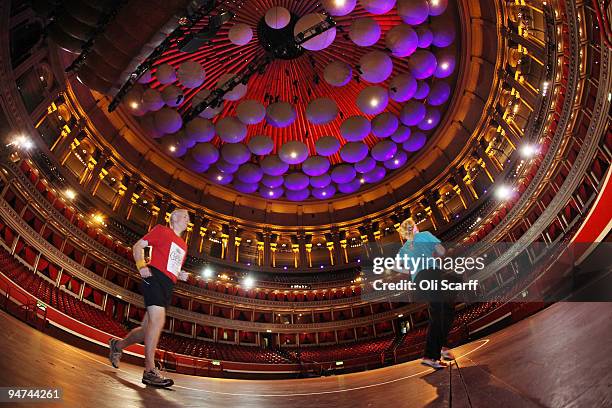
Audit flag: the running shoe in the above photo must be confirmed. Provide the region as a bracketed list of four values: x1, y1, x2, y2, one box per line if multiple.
[441, 348, 456, 361]
[108, 338, 122, 368]
[142, 368, 174, 388]
[421, 358, 448, 369]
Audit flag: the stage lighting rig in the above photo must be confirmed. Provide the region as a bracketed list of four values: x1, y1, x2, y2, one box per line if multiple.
[184, 55, 272, 122]
[184, 16, 336, 123]
[178, 9, 235, 53]
[108, 1, 217, 112]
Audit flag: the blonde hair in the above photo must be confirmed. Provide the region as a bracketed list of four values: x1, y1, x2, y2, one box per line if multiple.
[399, 218, 418, 242]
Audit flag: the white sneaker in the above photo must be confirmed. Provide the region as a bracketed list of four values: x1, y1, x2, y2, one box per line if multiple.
[441, 348, 456, 360]
[421, 358, 448, 369]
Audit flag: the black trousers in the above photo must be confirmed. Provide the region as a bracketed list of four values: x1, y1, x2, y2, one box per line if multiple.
[415, 268, 456, 360]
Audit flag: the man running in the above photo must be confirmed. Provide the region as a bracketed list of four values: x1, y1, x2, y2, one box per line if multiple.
[108, 208, 190, 387]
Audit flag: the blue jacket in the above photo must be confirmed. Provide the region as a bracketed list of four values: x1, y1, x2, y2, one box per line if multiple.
[397, 231, 442, 278]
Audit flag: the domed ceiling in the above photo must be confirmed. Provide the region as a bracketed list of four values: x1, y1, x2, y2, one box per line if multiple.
[108, 0, 460, 201]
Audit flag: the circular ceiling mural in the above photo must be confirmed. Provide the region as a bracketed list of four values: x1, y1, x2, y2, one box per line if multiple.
[127, 0, 459, 201]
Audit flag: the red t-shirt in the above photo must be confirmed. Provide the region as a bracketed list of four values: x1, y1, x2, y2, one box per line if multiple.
[142, 224, 187, 283]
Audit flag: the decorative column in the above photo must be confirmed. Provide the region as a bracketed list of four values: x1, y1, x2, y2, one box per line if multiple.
[305, 243, 313, 267]
[452, 170, 475, 207]
[226, 225, 237, 263]
[156, 195, 171, 225]
[475, 149, 499, 182]
[117, 174, 140, 219]
[263, 230, 271, 266]
[491, 110, 521, 148]
[394, 223, 404, 244]
[331, 228, 345, 265]
[50, 123, 76, 155]
[358, 224, 377, 257]
[340, 239, 348, 264]
[291, 243, 299, 268]
[373, 229, 382, 255]
[234, 237, 242, 263]
[506, 70, 538, 110]
[434, 191, 450, 223]
[220, 233, 228, 260]
[83, 152, 107, 192]
[480, 142, 504, 172]
[79, 150, 99, 185]
[462, 168, 479, 201]
[504, 29, 546, 63]
[270, 242, 277, 267]
[188, 214, 207, 255]
[298, 233, 308, 268]
[326, 241, 335, 266]
[256, 241, 264, 266]
[422, 195, 444, 230]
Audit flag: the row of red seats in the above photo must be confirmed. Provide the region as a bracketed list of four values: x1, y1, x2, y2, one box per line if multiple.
[156, 333, 293, 364]
[452, 302, 502, 327]
[293, 335, 395, 363]
[188, 276, 362, 302]
[18, 160, 133, 262]
[0, 251, 128, 337]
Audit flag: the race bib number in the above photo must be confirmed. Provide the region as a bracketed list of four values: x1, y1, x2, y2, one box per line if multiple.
[167, 242, 186, 276]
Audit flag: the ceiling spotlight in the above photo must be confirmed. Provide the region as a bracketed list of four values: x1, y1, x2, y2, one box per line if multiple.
[202, 267, 213, 278]
[494, 185, 513, 200]
[322, 191, 327, 196]
[91, 213, 105, 224]
[243, 276, 254, 288]
[11, 135, 33, 150]
[394, 159, 399, 165]
[430, 0, 440, 7]
[129, 101, 140, 110]
[440, 62, 449, 70]
[169, 145, 176, 152]
[217, 175, 223, 181]
[334, 0, 346, 6]
[427, 119, 433, 124]
[520, 144, 538, 158]
[290, 151, 297, 158]
[268, 191, 274, 196]
[370, 98, 379, 107]
[64, 189, 76, 200]
[360, 178, 365, 184]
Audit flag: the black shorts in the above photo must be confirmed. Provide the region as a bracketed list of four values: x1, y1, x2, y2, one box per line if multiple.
[141, 266, 174, 308]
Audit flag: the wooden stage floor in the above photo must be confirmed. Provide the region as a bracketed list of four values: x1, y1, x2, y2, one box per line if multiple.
[0, 302, 611, 408]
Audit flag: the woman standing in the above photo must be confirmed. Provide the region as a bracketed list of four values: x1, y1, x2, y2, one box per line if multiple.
[398, 218, 456, 369]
